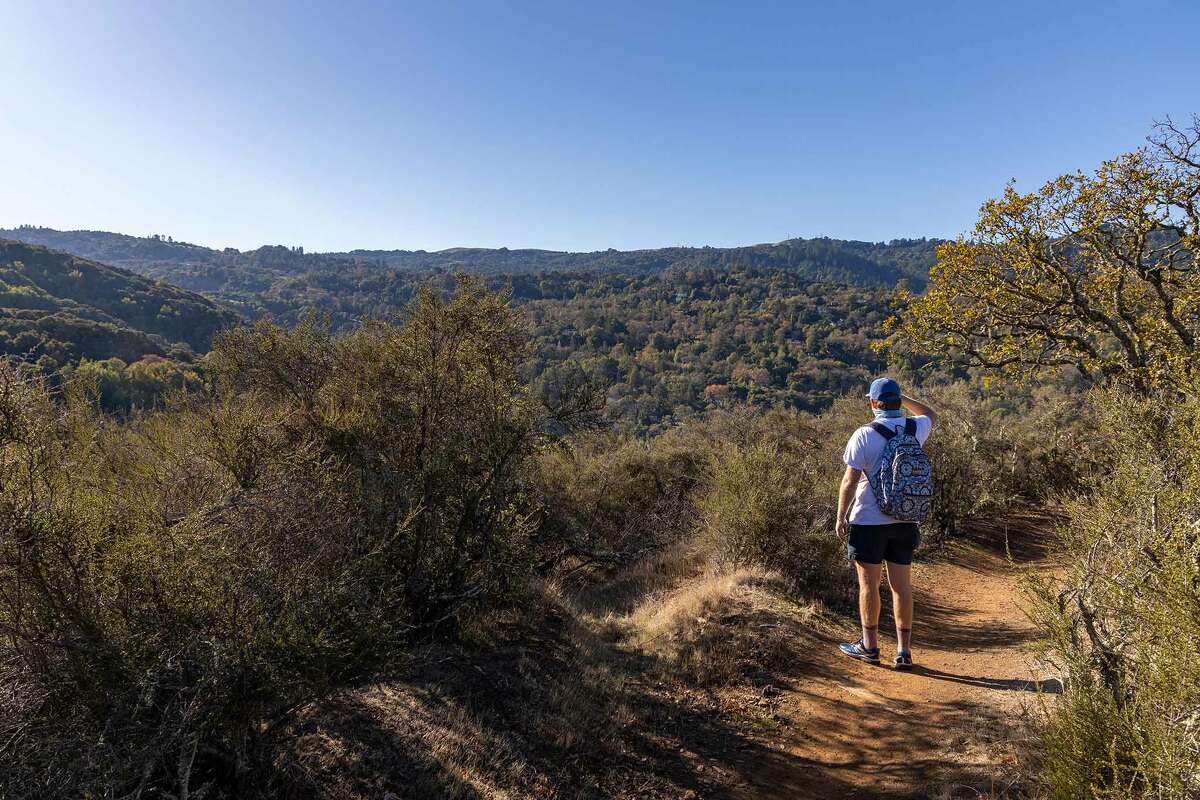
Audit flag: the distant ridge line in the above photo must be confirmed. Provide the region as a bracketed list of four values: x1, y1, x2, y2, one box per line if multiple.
[0, 226, 940, 289]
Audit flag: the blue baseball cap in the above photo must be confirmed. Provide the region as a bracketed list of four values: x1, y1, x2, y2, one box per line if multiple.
[866, 377, 901, 401]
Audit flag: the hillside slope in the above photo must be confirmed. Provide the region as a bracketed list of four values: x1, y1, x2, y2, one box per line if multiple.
[0, 229, 938, 425]
[0, 231, 927, 425]
[0, 239, 239, 365]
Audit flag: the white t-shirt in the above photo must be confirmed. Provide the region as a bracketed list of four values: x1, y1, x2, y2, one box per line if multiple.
[842, 415, 933, 525]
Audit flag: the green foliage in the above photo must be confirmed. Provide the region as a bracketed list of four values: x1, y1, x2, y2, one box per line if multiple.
[1031, 391, 1200, 798]
[522, 268, 896, 430]
[534, 429, 706, 576]
[698, 437, 847, 602]
[914, 383, 1095, 541]
[0, 239, 238, 397]
[533, 405, 855, 605]
[1, 232, 936, 429]
[2, 226, 939, 292]
[0, 308, 167, 365]
[63, 355, 203, 414]
[137, 260, 906, 432]
[204, 278, 539, 623]
[0, 239, 238, 358]
[0, 278, 541, 797]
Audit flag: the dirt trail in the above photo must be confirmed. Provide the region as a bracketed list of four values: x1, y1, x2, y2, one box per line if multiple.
[737, 524, 1057, 799]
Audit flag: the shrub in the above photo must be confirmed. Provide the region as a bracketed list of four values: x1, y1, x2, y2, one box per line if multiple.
[62, 355, 204, 415]
[1030, 390, 1200, 799]
[0, 277, 542, 798]
[533, 428, 706, 580]
[535, 404, 854, 603]
[697, 433, 849, 605]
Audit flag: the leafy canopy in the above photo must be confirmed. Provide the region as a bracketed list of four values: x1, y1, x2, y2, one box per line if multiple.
[890, 117, 1200, 394]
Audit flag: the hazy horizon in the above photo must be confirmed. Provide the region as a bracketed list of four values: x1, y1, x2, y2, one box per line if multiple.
[4, 1, 1198, 253]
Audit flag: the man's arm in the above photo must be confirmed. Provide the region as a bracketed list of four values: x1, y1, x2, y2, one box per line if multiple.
[901, 393, 938, 427]
[836, 465, 861, 539]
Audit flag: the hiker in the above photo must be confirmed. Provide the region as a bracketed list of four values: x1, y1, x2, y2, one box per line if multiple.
[835, 377, 936, 670]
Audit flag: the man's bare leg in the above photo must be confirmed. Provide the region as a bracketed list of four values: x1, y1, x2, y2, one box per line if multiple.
[885, 561, 913, 653]
[855, 561, 884, 649]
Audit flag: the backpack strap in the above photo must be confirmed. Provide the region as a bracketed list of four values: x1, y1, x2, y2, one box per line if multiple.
[904, 418, 916, 437]
[869, 422, 897, 440]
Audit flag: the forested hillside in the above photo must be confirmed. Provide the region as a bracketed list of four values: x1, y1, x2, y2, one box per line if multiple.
[0, 230, 917, 423]
[0, 240, 238, 366]
[0, 225, 938, 297]
[522, 267, 894, 427]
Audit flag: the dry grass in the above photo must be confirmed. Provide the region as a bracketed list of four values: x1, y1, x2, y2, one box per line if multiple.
[278, 684, 545, 800]
[562, 534, 819, 689]
[570, 538, 708, 619]
[558, 534, 820, 699]
[924, 704, 1041, 799]
[622, 566, 817, 687]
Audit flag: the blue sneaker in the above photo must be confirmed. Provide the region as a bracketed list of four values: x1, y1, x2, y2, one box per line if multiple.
[894, 651, 914, 670]
[838, 639, 880, 664]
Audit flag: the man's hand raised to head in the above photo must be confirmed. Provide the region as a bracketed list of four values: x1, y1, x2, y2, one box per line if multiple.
[900, 394, 938, 427]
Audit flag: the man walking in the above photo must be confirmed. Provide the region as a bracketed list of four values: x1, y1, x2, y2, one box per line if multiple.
[835, 377, 937, 669]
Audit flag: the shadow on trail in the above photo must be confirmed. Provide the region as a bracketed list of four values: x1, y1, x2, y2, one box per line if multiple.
[741, 662, 1027, 800]
[962, 508, 1063, 562]
[911, 665, 1062, 694]
[757, 512, 1055, 799]
[914, 596, 1038, 650]
[858, 581, 1036, 652]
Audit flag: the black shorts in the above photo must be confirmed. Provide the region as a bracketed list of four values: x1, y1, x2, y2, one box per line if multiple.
[847, 523, 921, 565]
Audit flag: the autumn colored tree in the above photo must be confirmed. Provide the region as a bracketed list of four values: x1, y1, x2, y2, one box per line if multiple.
[890, 117, 1200, 394]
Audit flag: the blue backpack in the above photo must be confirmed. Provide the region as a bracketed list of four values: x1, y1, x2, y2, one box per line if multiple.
[867, 418, 934, 523]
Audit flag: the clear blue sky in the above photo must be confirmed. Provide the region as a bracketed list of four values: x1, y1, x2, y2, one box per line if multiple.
[3, 1, 1198, 252]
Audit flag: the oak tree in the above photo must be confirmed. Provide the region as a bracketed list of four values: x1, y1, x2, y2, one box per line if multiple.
[891, 117, 1200, 394]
